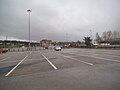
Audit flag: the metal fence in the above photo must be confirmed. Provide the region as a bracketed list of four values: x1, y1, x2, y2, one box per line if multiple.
[8, 47, 44, 52]
[97, 45, 120, 48]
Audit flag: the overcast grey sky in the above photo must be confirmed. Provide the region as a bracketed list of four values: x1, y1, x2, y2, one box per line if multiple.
[0, 0, 120, 41]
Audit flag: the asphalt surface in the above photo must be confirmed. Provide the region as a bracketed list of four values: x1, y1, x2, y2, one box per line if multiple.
[0, 48, 120, 90]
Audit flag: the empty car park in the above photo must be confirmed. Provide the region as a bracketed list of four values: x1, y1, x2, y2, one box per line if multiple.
[0, 48, 120, 90]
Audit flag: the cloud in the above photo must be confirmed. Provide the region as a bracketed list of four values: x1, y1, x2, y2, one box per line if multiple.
[0, 0, 120, 41]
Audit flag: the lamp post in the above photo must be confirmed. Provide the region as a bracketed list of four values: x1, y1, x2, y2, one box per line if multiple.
[27, 9, 32, 48]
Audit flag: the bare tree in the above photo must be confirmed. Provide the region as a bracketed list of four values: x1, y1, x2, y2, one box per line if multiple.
[96, 32, 102, 43]
[106, 30, 112, 43]
[102, 31, 107, 41]
[112, 30, 120, 39]
[98, 30, 120, 45]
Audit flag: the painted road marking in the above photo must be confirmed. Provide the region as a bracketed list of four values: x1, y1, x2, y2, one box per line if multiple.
[42, 54, 58, 70]
[77, 54, 120, 63]
[94, 53, 120, 57]
[0, 59, 42, 63]
[0, 60, 19, 63]
[0, 57, 10, 62]
[5, 55, 28, 77]
[58, 54, 93, 66]
[30, 51, 32, 54]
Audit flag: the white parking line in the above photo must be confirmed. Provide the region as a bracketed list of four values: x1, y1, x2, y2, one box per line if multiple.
[30, 51, 32, 54]
[42, 54, 58, 70]
[77, 54, 120, 63]
[0, 59, 42, 63]
[94, 53, 120, 57]
[58, 54, 93, 66]
[5, 55, 28, 77]
[0, 60, 18, 63]
[0, 57, 10, 62]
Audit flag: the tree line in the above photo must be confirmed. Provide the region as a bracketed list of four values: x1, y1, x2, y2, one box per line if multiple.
[96, 30, 120, 45]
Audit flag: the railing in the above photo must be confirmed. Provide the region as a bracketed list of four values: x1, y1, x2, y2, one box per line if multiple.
[8, 47, 44, 52]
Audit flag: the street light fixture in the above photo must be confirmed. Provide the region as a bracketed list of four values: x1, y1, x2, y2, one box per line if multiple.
[27, 9, 32, 48]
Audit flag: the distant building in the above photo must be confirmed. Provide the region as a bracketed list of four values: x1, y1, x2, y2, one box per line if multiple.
[70, 41, 86, 48]
[40, 39, 52, 47]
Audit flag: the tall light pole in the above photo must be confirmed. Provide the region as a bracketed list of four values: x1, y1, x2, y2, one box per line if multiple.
[27, 9, 32, 48]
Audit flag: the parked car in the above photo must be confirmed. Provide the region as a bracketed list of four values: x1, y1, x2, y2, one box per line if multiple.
[44, 46, 48, 49]
[54, 46, 62, 51]
[0, 48, 8, 53]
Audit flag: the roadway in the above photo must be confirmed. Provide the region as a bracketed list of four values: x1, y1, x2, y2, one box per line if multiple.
[0, 48, 120, 90]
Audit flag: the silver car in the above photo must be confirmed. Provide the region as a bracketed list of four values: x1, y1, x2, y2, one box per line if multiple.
[54, 46, 62, 51]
